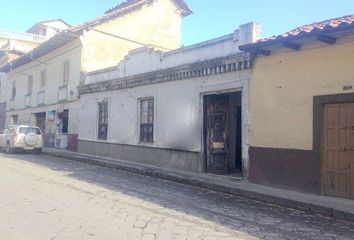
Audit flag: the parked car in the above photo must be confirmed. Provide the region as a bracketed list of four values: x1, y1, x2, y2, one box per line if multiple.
[0, 125, 43, 154]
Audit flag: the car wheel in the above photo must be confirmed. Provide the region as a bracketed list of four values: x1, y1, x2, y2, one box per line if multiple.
[5, 142, 13, 154]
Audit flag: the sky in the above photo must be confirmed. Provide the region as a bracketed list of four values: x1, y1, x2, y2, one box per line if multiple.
[1, 0, 354, 46]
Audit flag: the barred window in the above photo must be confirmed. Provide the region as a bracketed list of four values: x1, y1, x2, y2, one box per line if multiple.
[98, 101, 108, 140]
[140, 98, 154, 142]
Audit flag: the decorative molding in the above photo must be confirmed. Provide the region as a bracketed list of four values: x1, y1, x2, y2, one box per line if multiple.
[78, 53, 251, 95]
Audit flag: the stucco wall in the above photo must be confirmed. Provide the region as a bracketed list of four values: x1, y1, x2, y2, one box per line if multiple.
[79, 69, 250, 172]
[79, 70, 250, 152]
[5, 39, 82, 134]
[250, 34, 354, 150]
[81, 0, 183, 72]
[6, 39, 82, 111]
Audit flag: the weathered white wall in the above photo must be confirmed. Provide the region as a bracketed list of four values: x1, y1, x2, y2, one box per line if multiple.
[79, 70, 250, 153]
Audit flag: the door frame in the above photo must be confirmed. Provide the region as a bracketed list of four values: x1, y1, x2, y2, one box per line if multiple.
[313, 92, 354, 195]
[201, 88, 248, 178]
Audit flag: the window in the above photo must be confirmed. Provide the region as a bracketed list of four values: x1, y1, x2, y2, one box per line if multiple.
[19, 127, 41, 135]
[27, 75, 33, 94]
[40, 70, 46, 88]
[63, 60, 70, 85]
[140, 98, 154, 142]
[97, 101, 108, 140]
[12, 115, 18, 125]
[11, 81, 16, 99]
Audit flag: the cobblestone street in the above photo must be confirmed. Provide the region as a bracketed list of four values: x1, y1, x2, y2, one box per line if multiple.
[0, 153, 353, 240]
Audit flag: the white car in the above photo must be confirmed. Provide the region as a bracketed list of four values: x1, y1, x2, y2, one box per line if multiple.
[0, 125, 43, 154]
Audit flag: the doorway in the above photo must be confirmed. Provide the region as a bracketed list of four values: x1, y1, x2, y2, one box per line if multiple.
[204, 91, 242, 176]
[35, 112, 46, 133]
[323, 103, 354, 199]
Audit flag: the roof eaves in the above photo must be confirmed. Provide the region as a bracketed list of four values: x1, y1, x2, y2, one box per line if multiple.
[239, 15, 354, 52]
[175, 0, 193, 17]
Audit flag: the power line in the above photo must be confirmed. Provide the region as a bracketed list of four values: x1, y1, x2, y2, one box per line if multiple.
[91, 28, 172, 51]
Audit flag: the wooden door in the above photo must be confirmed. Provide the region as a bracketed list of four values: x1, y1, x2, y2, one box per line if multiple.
[323, 103, 354, 199]
[205, 95, 229, 174]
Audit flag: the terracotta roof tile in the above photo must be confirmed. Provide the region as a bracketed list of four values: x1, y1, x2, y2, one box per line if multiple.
[260, 14, 354, 42]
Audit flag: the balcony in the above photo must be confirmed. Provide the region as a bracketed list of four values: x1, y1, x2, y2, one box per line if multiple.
[0, 28, 48, 43]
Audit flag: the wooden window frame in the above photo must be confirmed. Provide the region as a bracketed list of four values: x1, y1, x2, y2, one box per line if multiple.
[140, 98, 154, 143]
[97, 100, 108, 140]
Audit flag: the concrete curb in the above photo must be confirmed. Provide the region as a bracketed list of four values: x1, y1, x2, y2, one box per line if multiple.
[43, 151, 354, 223]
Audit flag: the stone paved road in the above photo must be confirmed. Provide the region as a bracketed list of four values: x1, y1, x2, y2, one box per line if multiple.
[0, 153, 353, 240]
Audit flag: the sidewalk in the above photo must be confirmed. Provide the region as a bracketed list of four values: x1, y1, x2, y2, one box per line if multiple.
[43, 147, 354, 222]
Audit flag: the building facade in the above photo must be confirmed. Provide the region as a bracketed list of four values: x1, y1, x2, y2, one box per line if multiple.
[240, 15, 354, 200]
[77, 22, 261, 176]
[0, 20, 67, 131]
[0, 0, 192, 151]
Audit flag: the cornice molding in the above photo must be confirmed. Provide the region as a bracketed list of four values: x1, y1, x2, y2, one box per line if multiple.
[78, 53, 251, 95]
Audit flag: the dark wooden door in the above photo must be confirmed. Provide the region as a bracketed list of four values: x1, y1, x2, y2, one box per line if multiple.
[36, 112, 46, 134]
[206, 95, 229, 174]
[323, 103, 354, 199]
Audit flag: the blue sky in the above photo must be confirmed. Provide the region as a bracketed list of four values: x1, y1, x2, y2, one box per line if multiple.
[1, 0, 354, 45]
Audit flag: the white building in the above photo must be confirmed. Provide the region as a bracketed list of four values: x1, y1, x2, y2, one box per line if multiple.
[77, 22, 261, 176]
[0, 0, 192, 151]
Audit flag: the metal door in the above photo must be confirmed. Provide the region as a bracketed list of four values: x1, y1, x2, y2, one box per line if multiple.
[206, 95, 229, 174]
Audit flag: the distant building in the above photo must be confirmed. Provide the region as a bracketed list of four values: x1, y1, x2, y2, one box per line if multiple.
[0, 19, 69, 131]
[0, 19, 70, 68]
[26, 19, 71, 38]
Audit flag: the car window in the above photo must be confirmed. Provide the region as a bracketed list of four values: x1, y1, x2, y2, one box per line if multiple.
[18, 127, 41, 135]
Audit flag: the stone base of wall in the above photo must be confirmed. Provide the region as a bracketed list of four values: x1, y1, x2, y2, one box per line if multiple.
[44, 133, 56, 148]
[67, 134, 78, 152]
[249, 147, 321, 194]
[78, 140, 201, 173]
